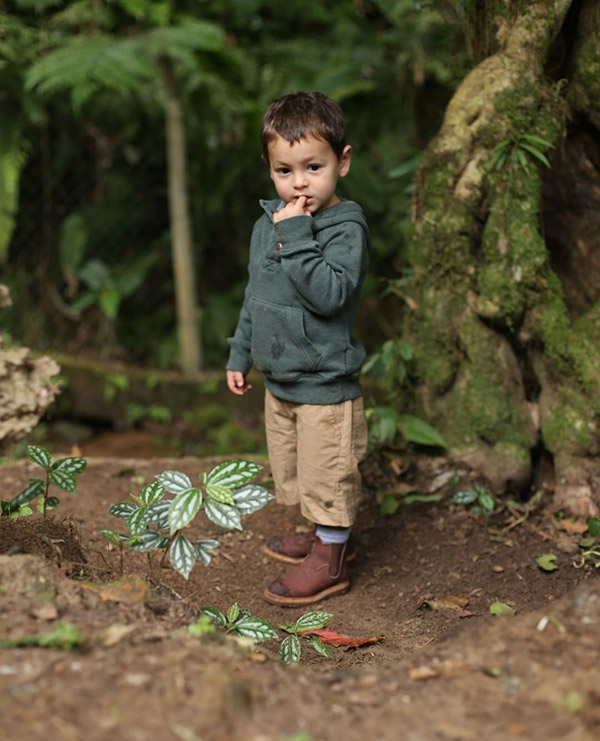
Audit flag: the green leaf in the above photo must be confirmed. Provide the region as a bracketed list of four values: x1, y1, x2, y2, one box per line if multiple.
[109, 501, 138, 519]
[233, 485, 275, 515]
[99, 287, 121, 319]
[11, 506, 33, 519]
[100, 529, 122, 546]
[368, 406, 398, 444]
[127, 507, 148, 536]
[39, 621, 85, 650]
[188, 616, 216, 637]
[519, 142, 551, 168]
[206, 459, 262, 488]
[295, 611, 332, 632]
[397, 339, 413, 361]
[8, 478, 45, 509]
[490, 601, 516, 617]
[361, 353, 381, 375]
[280, 634, 302, 664]
[195, 539, 219, 566]
[26, 445, 52, 470]
[127, 530, 163, 553]
[397, 415, 446, 448]
[556, 690, 584, 714]
[169, 535, 197, 580]
[168, 488, 203, 533]
[205, 483, 235, 505]
[514, 147, 529, 170]
[579, 537, 595, 548]
[39, 496, 59, 512]
[536, 553, 558, 572]
[138, 480, 165, 506]
[156, 470, 192, 495]
[234, 617, 277, 643]
[49, 469, 77, 492]
[51, 456, 87, 476]
[143, 499, 170, 528]
[452, 490, 478, 506]
[200, 607, 227, 627]
[227, 603, 241, 624]
[204, 499, 242, 531]
[587, 517, 600, 538]
[477, 490, 496, 516]
[308, 636, 333, 659]
[520, 134, 554, 149]
[380, 495, 400, 516]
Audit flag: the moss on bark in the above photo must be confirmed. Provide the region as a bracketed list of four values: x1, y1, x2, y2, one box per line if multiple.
[404, 0, 600, 513]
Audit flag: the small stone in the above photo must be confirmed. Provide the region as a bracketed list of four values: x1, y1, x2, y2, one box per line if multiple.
[409, 666, 440, 681]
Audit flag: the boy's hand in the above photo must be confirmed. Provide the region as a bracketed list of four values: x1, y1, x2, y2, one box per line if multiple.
[273, 196, 311, 223]
[226, 370, 252, 396]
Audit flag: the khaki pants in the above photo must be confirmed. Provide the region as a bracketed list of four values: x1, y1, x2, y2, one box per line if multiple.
[264, 389, 368, 527]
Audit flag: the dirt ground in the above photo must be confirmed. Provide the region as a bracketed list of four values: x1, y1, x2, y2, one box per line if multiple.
[0, 445, 599, 741]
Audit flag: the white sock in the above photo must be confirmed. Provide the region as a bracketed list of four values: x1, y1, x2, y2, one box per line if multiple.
[316, 525, 351, 544]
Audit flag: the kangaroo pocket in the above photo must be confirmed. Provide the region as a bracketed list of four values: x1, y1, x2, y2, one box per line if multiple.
[249, 297, 322, 381]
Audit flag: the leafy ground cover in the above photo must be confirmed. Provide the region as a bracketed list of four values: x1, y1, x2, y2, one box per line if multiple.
[0, 449, 598, 741]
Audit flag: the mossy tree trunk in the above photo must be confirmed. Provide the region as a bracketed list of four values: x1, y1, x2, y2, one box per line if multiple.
[406, 0, 600, 515]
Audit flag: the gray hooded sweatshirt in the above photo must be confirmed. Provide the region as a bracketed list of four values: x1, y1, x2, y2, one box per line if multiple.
[226, 198, 370, 404]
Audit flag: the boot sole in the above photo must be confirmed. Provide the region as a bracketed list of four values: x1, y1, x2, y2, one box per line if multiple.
[261, 543, 356, 565]
[263, 581, 350, 607]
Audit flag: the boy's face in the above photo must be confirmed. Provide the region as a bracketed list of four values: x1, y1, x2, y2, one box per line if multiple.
[267, 135, 351, 215]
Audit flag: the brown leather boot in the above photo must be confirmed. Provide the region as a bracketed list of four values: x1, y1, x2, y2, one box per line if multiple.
[262, 532, 317, 564]
[262, 532, 356, 565]
[264, 537, 350, 606]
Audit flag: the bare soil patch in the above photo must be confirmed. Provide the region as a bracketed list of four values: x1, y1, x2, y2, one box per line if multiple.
[0, 453, 598, 741]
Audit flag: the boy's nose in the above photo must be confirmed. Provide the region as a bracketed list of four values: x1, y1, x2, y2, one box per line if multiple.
[293, 173, 308, 189]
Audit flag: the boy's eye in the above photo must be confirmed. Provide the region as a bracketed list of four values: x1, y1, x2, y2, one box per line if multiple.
[308, 164, 321, 172]
[276, 167, 290, 175]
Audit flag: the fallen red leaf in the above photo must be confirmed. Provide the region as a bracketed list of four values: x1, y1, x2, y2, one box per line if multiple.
[299, 628, 384, 649]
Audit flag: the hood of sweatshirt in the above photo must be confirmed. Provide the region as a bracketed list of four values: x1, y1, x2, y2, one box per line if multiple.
[259, 198, 370, 247]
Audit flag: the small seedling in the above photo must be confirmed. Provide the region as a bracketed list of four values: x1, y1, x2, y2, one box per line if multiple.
[103, 459, 273, 580]
[489, 600, 516, 617]
[0, 445, 87, 518]
[0, 620, 84, 650]
[536, 553, 558, 572]
[452, 482, 496, 516]
[488, 133, 554, 173]
[573, 517, 600, 568]
[279, 611, 334, 664]
[198, 603, 277, 643]
[198, 605, 335, 665]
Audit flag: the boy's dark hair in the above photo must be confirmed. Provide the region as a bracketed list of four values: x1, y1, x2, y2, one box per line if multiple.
[261, 92, 346, 163]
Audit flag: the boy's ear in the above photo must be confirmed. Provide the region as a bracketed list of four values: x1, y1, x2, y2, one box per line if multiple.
[338, 145, 352, 177]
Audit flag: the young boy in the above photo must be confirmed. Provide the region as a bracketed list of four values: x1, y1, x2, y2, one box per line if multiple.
[226, 92, 370, 606]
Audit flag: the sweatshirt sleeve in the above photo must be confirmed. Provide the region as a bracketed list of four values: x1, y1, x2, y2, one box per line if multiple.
[274, 215, 368, 317]
[226, 219, 263, 374]
[226, 283, 253, 374]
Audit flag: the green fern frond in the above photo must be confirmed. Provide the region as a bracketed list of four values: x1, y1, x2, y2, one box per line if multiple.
[49, 0, 114, 31]
[140, 21, 227, 56]
[26, 36, 156, 108]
